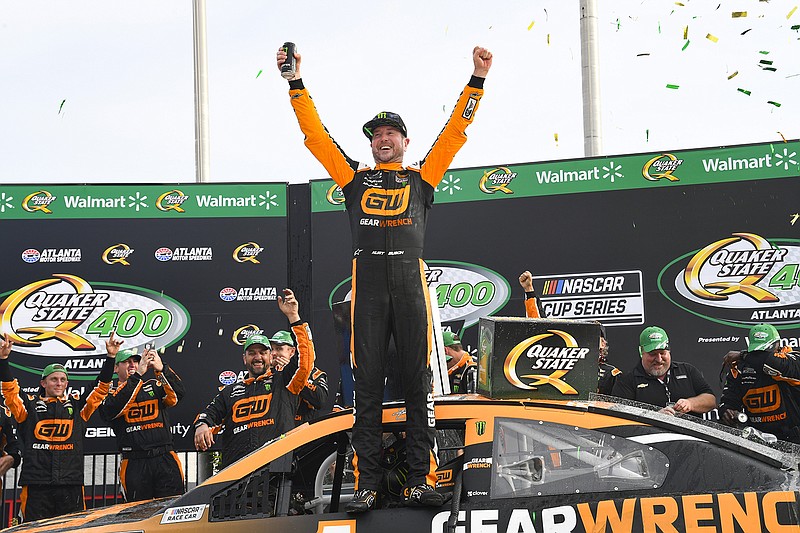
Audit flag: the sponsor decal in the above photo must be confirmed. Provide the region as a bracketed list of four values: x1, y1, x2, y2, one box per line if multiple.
[21, 249, 41, 264]
[155, 247, 212, 262]
[123, 399, 159, 423]
[102, 243, 134, 266]
[478, 167, 517, 194]
[642, 153, 684, 181]
[232, 324, 264, 345]
[701, 146, 797, 173]
[231, 395, 273, 423]
[0, 274, 190, 376]
[160, 504, 207, 524]
[232, 242, 264, 264]
[40, 248, 81, 263]
[85, 427, 116, 438]
[534, 270, 645, 326]
[329, 260, 510, 329]
[361, 186, 410, 216]
[475, 420, 486, 436]
[219, 370, 238, 386]
[22, 190, 57, 214]
[326, 184, 345, 205]
[195, 191, 279, 210]
[659, 232, 800, 327]
[462, 96, 478, 120]
[156, 189, 189, 213]
[535, 160, 624, 184]
[503, 330, 590, 394]
[63, 192, 147, 211]
[218, 287, 277, 302]
[431, 491, 799, 533]
[34, 419, 73, 442]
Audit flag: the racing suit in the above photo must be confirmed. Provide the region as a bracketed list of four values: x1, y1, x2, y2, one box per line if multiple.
[0, 357, 115, 522]
[194, 321, 315, 468]
[295, 367, 328, 424]
[100, 364, 186, 501]
[448, 354, 477, 394]
[719, 347, 800, 443]
[0, 403, 22, 491]
[289, 76, 485, 491]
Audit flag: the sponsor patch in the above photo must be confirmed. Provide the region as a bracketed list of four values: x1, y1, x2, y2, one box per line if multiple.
[160, 504, 207, 524]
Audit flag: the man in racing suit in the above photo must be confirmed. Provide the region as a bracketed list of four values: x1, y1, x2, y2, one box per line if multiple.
[267, 330, 328, 424]
[442, 330, 477, 394]
[278, 45, 492, 512]
[100, 346, 186, 501]
[194, 289, 315, 468]
[719, 323, 800, 443]
[0, 332, 119, 522]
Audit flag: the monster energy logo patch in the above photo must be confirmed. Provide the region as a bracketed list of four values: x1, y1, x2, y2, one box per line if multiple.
[475, 420, 486, 436]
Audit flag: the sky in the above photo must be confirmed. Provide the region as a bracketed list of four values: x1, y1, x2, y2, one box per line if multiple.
[0, 0, 798, 185]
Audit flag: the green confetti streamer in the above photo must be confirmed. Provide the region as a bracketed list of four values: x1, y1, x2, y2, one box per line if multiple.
[616, 18, 620, 30]
[646, 129, 650, 142]
[256, 70, 263, 78]
[737, 88, 752, 95]
[666, 83, 680, 89]
[767, 101, 782, 107]
[658, 21, 662, 33]
[741, 28, 753, 35]
[58, 99, 66, 114]
[761, 67, 778, 71]
[682, 40, 690, 50]
[759, 59, 773, 64]
[759, 50, 770, 54]
[791, 24, 800, 30]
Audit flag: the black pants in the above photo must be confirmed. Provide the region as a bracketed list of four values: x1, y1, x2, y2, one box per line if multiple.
[120, 450, 184, 502]
[350, 257, 437, 490]
[20, 484, 83, 523]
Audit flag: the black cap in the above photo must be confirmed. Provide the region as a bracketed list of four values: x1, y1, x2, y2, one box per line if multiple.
[363, 112, 407, 139]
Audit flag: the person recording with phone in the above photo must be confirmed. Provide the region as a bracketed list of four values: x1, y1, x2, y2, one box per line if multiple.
[99, 343, 186, 502]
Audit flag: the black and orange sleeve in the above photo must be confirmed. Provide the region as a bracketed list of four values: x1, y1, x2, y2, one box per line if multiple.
[286, 321, 316, 396]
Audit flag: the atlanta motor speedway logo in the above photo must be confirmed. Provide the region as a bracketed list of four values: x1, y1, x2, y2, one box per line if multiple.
[0, 274, 190, 375]
[329, 260, 510, 329]
[659, 232, 800, 327]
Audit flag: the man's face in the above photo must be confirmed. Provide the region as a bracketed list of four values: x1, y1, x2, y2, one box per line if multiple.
[641, 349, 671, 378]
[243, 344, 271, 378]
[115, 357, 140, 384]
[270, 343, 296, 370]
[370, 126, 408, 164]
[40, 372, 68, 398]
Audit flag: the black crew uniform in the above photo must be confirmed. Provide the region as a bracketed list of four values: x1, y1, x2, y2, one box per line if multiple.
[289, 76, 485, 491]
[0, 357, 115, 522]
[720, 347, 800, 443]
[295, 367, 329, 424]
[611, 360, 713, 411]
[448, 355, 477, 394]
[0, 403, 22, 490]
[194, 321, 315, 468]
[100, 364, 186, 501]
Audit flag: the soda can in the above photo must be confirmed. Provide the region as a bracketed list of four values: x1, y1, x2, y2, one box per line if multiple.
[281, 42, 296, 79]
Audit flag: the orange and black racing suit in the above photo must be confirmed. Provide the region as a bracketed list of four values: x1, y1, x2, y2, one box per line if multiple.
[720, 347, 800, 443]
[100, 364, 186, 501]
[0, 357, 115, 522]
[194, 321, 315, 468]
[289, 76, 485, 491]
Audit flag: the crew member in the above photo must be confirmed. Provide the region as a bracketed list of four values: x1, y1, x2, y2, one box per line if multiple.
[279, 45, 492, 512]
[193, 289, 315, 468]
[719, 323, 800, 443]
[519, 270, 545, 318]
[0, 332, 118, 522]
[100, 346, 186, 501]
[612, 326, 716, 415]
[442, 330, 476, 394]
[0, 401, 21, 492]
[268, 330, 329, 424]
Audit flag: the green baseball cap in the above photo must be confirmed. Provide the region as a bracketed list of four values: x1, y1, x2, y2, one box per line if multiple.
[639, 326, 669, 354]
[115, 348, 140, 365]
[244, 334, 270, 351]
[442, 330, 460, 348]
[268, 330, 295, 346]
[748, 323, 780, 352]
[41, 363, 68, 380]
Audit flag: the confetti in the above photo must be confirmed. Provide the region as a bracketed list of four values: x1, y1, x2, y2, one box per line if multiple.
[683, 26, 688, 39]
[682, 40, 690, 50]
[741, 29, 753, 35]
[616, 18, 620, 31]
[256, 70, 262, 78]
[759, 59, 774, 65]
[658, 21, 661, 33]
[544, 8, 548, 21]
[761, 67, 778, 71]
[675, 1, 684, 5]
[218, 329, 223, 336]
[727, 71, 739, 79]
[759, 50, 770, 55]
[732, 11, 747, 18]
[58, 99, 66, 114]
[554, 133, 559, 144]
[528, 21, 535, 31]
[778, 132, 787, 142]
[791, 24, 800, 30]
[767, 100, 782, 107]
[547, 34, 551, 45]
[666, 83, 680, 89]
[791, 213, 800, 226]
[646, 129, 650, 142]
[788, 6, 798, 19]
[706, 33, 719, 42]
[737, 88, 752, 95]
[636, 53, 651, 56]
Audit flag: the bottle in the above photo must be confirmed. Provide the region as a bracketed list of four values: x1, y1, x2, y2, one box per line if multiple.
[742, 426, 778, 444]
[280, 42, 296, 80]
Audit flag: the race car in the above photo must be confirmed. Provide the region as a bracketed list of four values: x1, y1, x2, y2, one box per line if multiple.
[7, 395, 800, 532]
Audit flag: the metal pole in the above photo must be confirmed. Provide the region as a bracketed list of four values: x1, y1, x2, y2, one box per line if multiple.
[579, 0, 603, 157]
[193, 0, 211, 182]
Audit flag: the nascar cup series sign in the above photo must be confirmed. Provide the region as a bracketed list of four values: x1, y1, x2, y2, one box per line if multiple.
[0, 273, 190, 378]
[659, 232, 800, 330]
